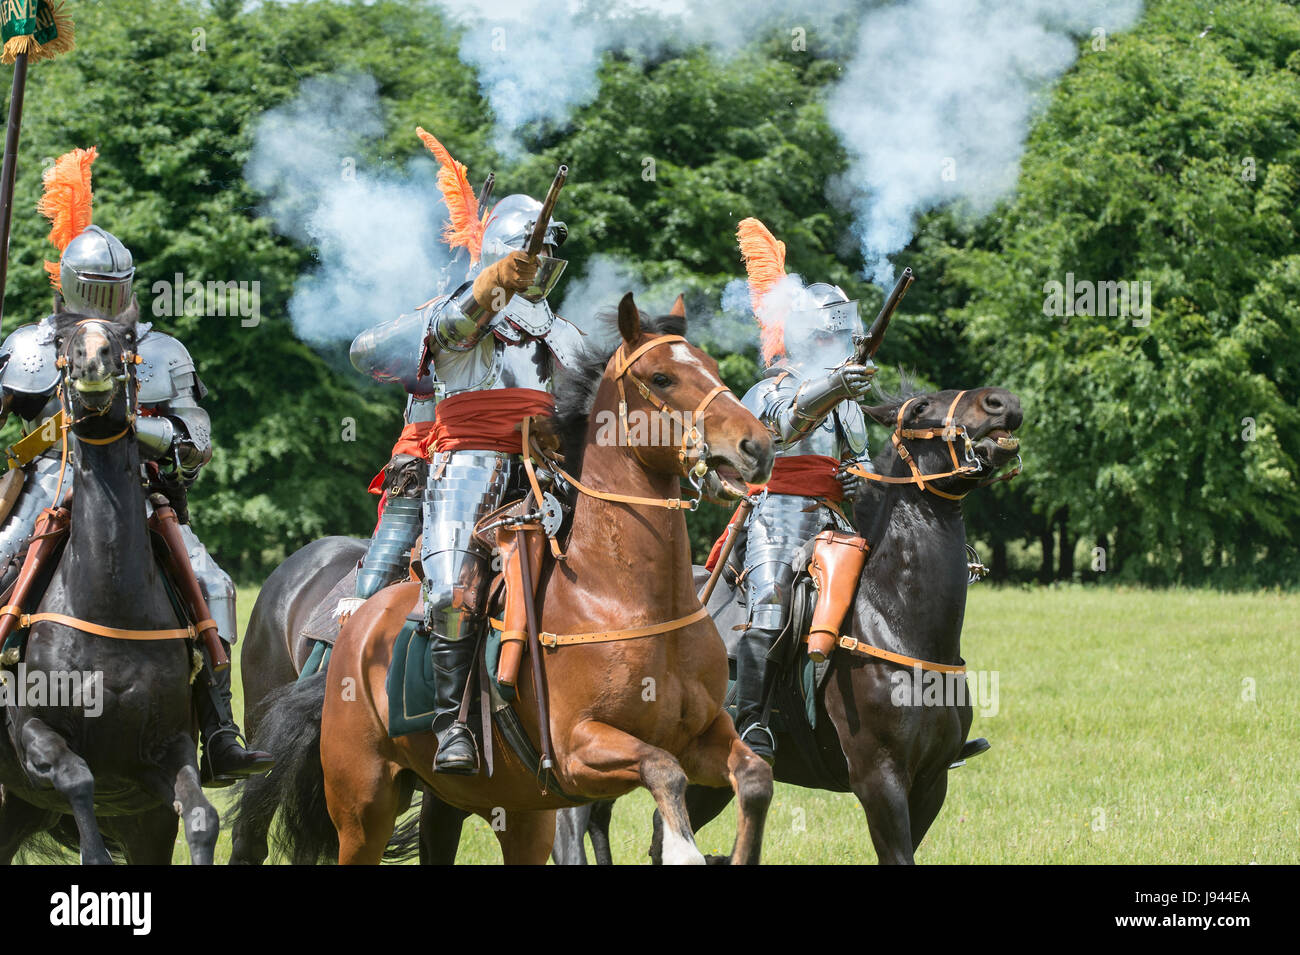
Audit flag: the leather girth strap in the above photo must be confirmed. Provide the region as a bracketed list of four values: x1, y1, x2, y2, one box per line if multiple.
[813, 633, 966, 674]
[491, 604, 710, 650]
[10, 610, 201, 642]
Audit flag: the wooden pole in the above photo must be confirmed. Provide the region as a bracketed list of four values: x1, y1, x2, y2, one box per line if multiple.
[0, 51, 29, 324]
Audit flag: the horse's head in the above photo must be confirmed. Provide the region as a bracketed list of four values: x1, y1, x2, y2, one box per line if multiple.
[53, 307, 139, 432]
[863, 385, 1023, 499]
[606, 292, 773, 487]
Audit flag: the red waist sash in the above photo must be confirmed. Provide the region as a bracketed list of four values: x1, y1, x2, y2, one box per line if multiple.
[705, 455, 844, 571]
[424, 388, 556, 456]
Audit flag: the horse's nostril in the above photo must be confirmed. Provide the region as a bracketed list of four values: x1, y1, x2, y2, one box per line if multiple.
[739, 437, 761, 461]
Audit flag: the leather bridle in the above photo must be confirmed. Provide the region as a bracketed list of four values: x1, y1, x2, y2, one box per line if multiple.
[846, 390, 1021, 502]
[611, 333, 730, 482]
[56, 318, 141, 444]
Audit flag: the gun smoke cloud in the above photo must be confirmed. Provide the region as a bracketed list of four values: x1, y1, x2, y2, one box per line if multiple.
[245, 73, 455, 345]
[429, 0, 1142, 285]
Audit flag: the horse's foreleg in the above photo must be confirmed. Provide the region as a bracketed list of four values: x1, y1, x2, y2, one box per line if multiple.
[550, 805, 592, 865]
[19, 719, 112, 864]
[563, 720, 704, 865]
[853, 766, 915, 864]
[491, 809, 556, 865]
[678, 711, 773, 865]
[587, 799, 614, 865]
[145, 739, 219, 865]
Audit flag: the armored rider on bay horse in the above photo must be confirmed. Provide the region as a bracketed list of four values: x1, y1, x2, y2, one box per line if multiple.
[0, 147, 271, 785]
[717, 217, 878, 764]
[349, 129, 580, 775]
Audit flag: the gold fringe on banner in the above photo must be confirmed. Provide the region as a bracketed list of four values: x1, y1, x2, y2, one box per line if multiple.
[2, 1, 75, 66]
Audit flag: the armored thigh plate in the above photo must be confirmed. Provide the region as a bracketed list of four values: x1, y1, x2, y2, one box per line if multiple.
[742, 492, 838, 632]
[0, 454, 64, 572]
[419, 450, 516, 639]
[178, 523, 238, 645]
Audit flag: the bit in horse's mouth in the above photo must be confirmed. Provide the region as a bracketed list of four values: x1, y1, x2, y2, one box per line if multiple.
[73, 377, 114, 395]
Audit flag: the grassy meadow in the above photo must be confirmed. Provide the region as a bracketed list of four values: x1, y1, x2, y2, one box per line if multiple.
[185, 586, 1297, 864]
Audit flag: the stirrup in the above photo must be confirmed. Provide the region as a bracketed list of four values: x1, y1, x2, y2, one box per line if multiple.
[739, 721, 776, 763]
[434, 721, 479, 776]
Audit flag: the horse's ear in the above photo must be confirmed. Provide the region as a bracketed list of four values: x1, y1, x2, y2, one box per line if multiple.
[617, 292, 641, 345]
[669, 294, 686, 318]
[861, 403, 899, 427]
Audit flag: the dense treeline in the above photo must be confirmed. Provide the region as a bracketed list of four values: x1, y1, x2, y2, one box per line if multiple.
[1, 0, 1295, 586]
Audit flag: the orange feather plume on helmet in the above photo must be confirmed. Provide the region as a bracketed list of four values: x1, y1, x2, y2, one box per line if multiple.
[737, 217, 788, 363]
[416, 126, 485, 263]
[37, 146, 98, 289]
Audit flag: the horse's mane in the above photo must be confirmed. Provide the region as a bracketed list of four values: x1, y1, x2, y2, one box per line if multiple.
[870, 367, 929, 410]
[553, 307, 686, 475]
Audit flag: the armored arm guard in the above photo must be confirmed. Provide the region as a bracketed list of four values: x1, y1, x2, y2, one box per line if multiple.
[136, 332, 212, 476]
[350, 307, 442, 392]
[745, 367, 870, 449]
[427, 282, 495, 355]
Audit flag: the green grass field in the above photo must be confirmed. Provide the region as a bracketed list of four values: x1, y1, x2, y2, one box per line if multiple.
[190, 586, 1296, 864]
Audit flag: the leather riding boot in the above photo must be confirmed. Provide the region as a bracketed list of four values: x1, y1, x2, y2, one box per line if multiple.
[734, 626, 779, 764]
[194, 643, 275, 787]
[429, 633, 479, 776]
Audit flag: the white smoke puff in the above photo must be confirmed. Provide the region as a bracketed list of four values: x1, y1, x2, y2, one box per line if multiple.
[246, 72, 454, 345]
[828, 0, 1143, 284]
[556, 254, 642, 354]
[430, 0, 860, 152]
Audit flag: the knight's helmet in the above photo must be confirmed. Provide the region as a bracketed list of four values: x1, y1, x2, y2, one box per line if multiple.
[38, 146, 135, 320]
[738, 217, 862, 369]
[417, 126, 567, 303]
[59, 225, 134, 318]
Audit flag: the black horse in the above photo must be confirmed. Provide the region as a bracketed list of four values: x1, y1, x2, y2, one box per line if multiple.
[554, 384, 1023, 864]
[0, 313, 218, 863]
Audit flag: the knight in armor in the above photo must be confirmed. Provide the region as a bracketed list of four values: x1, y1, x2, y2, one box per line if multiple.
[350, 129, 580, 775]
[0, 147, 272, 785]
[725, 218, 877, 764]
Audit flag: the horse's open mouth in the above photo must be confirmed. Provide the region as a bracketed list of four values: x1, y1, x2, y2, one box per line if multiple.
[974, 428, 1021, 466]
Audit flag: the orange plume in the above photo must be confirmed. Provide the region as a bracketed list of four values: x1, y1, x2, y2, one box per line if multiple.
[737, 217, 788, 363]
[416, 126, 485, 263]
[38, 146, 97, 288]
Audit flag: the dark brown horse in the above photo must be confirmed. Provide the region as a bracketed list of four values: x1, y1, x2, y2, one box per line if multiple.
[0, 313, 218, 864]
[238, 294, 777, 863]
[556, 383, 1023, 864]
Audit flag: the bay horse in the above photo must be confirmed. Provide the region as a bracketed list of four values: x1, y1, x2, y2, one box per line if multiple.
[0, 312, 218, 863]
[555, 383, 1023, 864]
[239, 293, 777, 864]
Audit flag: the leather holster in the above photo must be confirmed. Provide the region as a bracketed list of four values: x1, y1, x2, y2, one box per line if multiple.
[494, 521, 545, 691]
[805, 530, 870, 662]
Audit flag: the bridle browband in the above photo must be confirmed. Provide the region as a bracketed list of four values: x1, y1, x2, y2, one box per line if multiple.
[612, 333, 729, 482]
[846, 390, 1022, 501]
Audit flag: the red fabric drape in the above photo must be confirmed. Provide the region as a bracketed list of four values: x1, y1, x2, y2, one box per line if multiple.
[705, 454, 844, 570]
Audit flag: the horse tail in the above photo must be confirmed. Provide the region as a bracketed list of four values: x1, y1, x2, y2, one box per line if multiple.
[383, 810, 423, 863]
[231, 671, 337, 864]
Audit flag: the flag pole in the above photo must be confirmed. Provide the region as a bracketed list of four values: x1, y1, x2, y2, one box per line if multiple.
[0, 50, 29, 323]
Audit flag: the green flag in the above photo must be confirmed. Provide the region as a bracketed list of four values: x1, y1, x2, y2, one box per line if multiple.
[2, 0, 74, 65]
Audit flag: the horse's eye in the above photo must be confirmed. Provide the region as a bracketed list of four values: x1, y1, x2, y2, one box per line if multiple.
[913, 401, 929, 416]
[651, 373, 673, 389]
